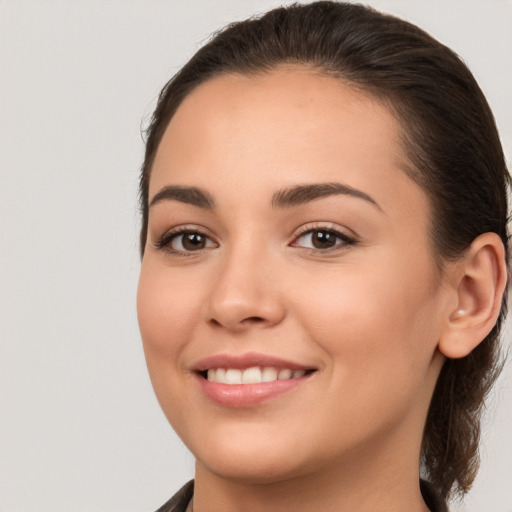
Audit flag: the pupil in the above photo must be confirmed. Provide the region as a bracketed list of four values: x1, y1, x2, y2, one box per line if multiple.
[183, 233, 205, 250]
[313, 231, 336, 249]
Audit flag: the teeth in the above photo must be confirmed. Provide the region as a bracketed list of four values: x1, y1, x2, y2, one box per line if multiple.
[206, 367, 308, 385]
[262, 367, 278, 382]
[278, 369, 292, 380]
[225, 369, 242, 384]
[242, 366, 262, 384]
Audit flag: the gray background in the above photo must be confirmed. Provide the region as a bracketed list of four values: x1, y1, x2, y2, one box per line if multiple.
[1, 1, 510, 511]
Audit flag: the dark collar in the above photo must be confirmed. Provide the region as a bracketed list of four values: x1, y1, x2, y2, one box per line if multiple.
[155, 480, 194, 512]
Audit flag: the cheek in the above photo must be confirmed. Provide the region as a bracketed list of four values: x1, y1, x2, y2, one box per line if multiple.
[136, 264, 205, 436]
[287, 264, 441, 445]
[290, 255, 440, 383]
[137, 263, 202, 378]
[138, 262, 201, 333]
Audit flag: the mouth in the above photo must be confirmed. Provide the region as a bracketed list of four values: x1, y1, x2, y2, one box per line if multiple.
[193, 353, 317, 407]
[201, 366, 313, 384]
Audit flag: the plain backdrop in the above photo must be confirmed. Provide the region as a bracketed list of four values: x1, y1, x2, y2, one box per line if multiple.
[0, 1, 511, 511]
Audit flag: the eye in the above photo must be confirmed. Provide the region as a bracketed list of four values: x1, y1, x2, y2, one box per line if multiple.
[292, 228, 356, 251]
[155, 229, 217, 253]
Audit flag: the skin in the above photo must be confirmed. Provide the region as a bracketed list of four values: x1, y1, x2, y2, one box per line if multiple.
[137, 68, 504, 512]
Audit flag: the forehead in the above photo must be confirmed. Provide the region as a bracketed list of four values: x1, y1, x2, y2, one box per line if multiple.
[150, 67, 424, 218]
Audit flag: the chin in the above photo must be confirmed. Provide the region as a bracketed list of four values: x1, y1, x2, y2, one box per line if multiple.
[188, 425, 315, 484]
[199, 454, 308, 485]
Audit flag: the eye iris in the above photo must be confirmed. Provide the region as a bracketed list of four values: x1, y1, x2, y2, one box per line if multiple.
[312, 230, 337, 249]
[182, 233, 206, 250]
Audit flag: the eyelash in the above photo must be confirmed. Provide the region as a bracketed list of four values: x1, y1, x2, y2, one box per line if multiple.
[291, 224, 357, 252]
[154, 226, 217, 255]
[154, 224, 357, 255]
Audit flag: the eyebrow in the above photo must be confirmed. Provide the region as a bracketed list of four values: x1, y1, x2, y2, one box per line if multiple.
[149, 181, 381, 212]
[271, 182, 382, 211]
[149, 185, 215, 210]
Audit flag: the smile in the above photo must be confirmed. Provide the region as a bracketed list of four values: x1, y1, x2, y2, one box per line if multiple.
[206, 367, 307, 384]
[194, 353, 317, 407]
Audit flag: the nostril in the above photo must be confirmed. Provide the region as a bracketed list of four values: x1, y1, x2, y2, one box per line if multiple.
[208, 315, 269, 330]
[241, 316, 265, 325]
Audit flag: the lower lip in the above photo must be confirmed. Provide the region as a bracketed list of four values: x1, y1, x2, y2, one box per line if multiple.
[196, 373, 311, 407]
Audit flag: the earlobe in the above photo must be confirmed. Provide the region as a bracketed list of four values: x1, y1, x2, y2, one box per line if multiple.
[438, 233, 508, 359]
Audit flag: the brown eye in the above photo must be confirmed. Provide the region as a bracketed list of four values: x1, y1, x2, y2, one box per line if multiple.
[293, 228, 356, 251]
[310, 231, 337, 249]
[160, 230, 217, 253]
[179, 233, 207, 251]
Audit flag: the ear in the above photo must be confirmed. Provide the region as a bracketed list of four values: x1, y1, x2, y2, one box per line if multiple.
[438, 232, 508, 359]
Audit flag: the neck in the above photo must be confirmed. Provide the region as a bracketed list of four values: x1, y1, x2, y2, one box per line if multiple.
[192, 434, 431, 512]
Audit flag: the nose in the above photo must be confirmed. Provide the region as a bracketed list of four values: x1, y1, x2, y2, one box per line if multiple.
[203, 249, 286, 332]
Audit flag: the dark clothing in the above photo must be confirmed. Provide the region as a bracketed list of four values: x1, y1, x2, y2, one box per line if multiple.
[155, 481, 194, 512]
[155, 479, 448, 512]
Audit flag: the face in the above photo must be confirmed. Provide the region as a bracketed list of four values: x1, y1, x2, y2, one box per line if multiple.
[137, 68, 450, 484]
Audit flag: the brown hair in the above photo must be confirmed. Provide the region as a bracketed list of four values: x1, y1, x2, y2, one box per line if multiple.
[139, 1, 509, 500]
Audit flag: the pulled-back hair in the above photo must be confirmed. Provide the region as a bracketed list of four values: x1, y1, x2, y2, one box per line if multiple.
[139, 1, 509, 500]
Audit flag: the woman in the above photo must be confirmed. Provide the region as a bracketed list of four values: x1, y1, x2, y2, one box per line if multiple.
[136, 2, 509, 511]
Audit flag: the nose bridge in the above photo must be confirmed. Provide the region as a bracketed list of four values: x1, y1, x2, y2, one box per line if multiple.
[204, 234, 284, 330]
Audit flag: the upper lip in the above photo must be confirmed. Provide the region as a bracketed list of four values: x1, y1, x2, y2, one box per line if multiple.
[193, 352, 314, 372]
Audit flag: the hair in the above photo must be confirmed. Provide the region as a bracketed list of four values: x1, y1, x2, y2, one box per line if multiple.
[139, 1, 509, 500]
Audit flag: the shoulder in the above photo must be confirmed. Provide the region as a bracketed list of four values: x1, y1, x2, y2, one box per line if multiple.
[154, 480, 194, 512]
